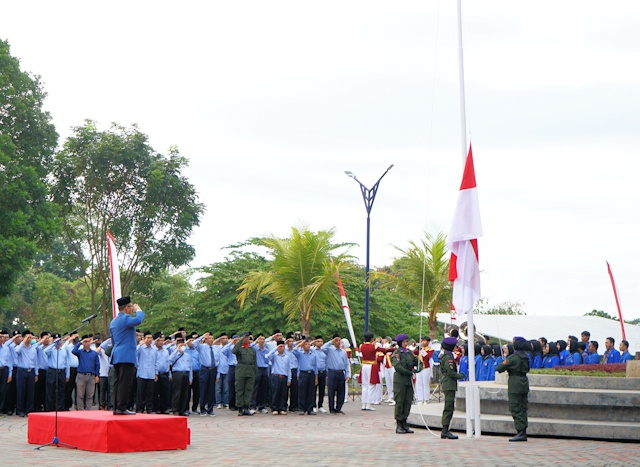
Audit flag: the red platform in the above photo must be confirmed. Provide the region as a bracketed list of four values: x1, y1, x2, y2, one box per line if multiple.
[28, 411, 191, 452]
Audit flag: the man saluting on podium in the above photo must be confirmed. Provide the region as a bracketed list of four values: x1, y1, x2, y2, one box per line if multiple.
[110, 296, 145, 415]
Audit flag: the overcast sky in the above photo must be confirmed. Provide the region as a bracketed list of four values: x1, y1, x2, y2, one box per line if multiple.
[2, 1, 639, 322]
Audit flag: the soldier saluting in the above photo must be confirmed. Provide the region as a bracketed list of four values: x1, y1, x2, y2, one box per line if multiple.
[496, 336, 530, 442]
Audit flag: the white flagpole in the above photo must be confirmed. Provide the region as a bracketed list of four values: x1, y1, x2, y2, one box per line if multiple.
[457, 0, 481, 438]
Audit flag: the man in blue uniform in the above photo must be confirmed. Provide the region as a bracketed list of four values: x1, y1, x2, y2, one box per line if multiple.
[619, 340, 633, 362]
[321, 333, 351, 415]
[603, 337, 621, 364]
[0, 329, 13, 415]
[110, 296, 145, 415]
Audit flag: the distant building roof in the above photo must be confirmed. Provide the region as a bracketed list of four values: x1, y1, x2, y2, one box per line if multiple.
[435, 314, 640, 353]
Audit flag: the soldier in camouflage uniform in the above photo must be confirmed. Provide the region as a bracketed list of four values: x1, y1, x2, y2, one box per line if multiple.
[496, 336, 530, 441]
[440, 336, 466, 439]
[391, 333, 418, 434]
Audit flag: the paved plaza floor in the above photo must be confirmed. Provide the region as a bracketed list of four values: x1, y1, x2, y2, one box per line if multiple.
[1, 400, 637, 466]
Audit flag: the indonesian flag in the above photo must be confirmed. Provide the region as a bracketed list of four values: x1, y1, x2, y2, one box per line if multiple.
[447, 145, 482, 319]
[606, 261, 626, 340]
[107, 230, 122, 319]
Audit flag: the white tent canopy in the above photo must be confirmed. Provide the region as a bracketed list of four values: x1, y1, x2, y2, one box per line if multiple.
[435, 314, 640, 355]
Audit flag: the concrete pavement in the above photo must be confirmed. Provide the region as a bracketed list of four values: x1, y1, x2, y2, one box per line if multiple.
[0, 401, 637, 466]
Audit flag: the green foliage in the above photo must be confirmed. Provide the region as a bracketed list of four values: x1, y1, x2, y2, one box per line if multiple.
[133, 270, 199, 334]
[584, 309, 617, 320]
[370, 231, 451, 339]
[51, 121, 204, 333]
[0, 39, 59, 298]
[474, 298, 526, 315]
[531, 364, 626, 377]
[237, 226, 356, 335]
[195, 251, 284, 335]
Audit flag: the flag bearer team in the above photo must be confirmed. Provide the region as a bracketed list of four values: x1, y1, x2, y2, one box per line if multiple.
[0, 296, 634, 441]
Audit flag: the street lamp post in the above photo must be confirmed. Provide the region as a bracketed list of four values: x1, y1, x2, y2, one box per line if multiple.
[345, 164, 394, 333]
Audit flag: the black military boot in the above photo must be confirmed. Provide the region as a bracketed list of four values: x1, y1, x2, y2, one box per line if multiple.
[243, 407, 254, 416]
[441, 427, 459, 439]
[402, 421, 414, 433]
[396, 421, 408, 434]
[238, 407, 244, 416]
[509, 430, 527, 442]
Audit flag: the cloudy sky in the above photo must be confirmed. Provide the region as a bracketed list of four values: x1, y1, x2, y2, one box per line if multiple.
[2, 1, 639, 322]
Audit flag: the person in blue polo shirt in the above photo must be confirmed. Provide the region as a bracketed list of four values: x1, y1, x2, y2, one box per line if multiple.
[0, 329, 14, 415]
[583, 341, 601, 364]
[603, 337, 621, 364]
[110, 296, 145, 415]
[42, 334, 70, 411]
[619, 340, 633, 362]
[72, 335, 100, 410]
[10, 330, 39, 417]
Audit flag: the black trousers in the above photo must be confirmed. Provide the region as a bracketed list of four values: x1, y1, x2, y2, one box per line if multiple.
[99, 376, 110, 409]
[5, 366, 18, 413]
[64, 367, 77, 410]
[113, 363, 136, 413]
[316, 370, 326, 408]
[137, 378, 155, 413]
[171, 371, 190, 414]
[190, 369, 200, 411]
[34, 368, 47, 411]
[0, 367, 8, 413]
[227, 366, 236, 409]
[46, 369, 66, 411]
[153, 372, 170, 413]
[251, 367, 269, 410]
[199, 366, 216, 414]
[327, 369, 346, 413]
[16, 368, 36, 415]
[270, 374, 288, 412]
[288, 368, 299, 410]
[298, 370, 316, 414]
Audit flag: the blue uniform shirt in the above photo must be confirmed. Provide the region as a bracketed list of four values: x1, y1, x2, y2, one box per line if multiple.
[320, 342, 351, 378]
[169, 349, 193, 383]
[11, 341, 39, 374]
[185, 345, 201, 371]
[584, 351, 600, 364]
[313, 347, 327, 371]
[603, 348, 621, 364]
[216, 344, 229, 376]
[36, 343, 49, 370]
[72, 343, 100, 375]
[193, 336, 221, 368]
[294, 348, 317, 374]
[137, 344, 158, 379]
[620, 351, 633, 362]
[155, 345, 171, 373]
[43, 343, 71, 378]
[251, 343, 270, 369]
[285, 346, 298, 370]
[267, 348, 291, 382]
[0, 341, 14, 377]
[109, 310, 146, 365]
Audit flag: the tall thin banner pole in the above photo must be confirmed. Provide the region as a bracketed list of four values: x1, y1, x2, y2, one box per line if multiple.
[606, 261, 627, 340]
[107, 231, 122, 319]
[336, 273, 358, 351]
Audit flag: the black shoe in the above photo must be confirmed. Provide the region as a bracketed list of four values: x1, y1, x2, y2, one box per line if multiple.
[509, 430, 527, 442]
[308, 411, 316, 415]
[396, 421, 408, 434]
[243, 407, 253, 416]
[336, 410, 345, 415]
[403, 421, 414, 434]
[329, 410, 336, 414]
[441, 429, 458, 439]
[238, 409, 244, 416]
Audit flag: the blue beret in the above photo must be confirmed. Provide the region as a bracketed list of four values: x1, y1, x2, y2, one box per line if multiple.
[395, 333, 409, 343]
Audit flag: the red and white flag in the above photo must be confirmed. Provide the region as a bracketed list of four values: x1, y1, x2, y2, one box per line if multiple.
[335, 272, 358, 351]
[447, 145, 482, 319]
[606, 261, 626, 340]
[107, 230, 122, 319]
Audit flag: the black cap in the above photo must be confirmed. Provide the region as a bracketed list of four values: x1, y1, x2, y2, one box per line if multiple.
[116, 296, 131, 306]
[22, 329, 32, 337]
[153, 332, 163, 340]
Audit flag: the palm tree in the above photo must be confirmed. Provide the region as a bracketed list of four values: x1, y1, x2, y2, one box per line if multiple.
[237, 226, 354, 336]
[371, 231, 451, 340]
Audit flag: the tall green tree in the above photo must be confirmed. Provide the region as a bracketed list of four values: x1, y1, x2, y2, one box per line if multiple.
[51, 121, 205, 334]
[371, 231, 451, 339]
[195, 251, 283, 334]
[237, 226, 355, 336]
[0, 39, 59, 299]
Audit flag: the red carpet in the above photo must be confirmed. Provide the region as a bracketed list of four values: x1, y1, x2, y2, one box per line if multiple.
[28, 411, 191, 452]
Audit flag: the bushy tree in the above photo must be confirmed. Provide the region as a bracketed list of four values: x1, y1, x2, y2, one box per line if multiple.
[0, 39, 59, 299]
[237, 226, 355, 336]
[51, 121, 204, 334]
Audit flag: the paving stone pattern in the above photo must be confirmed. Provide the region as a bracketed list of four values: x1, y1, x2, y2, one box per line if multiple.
[0, 401, 637, 466]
